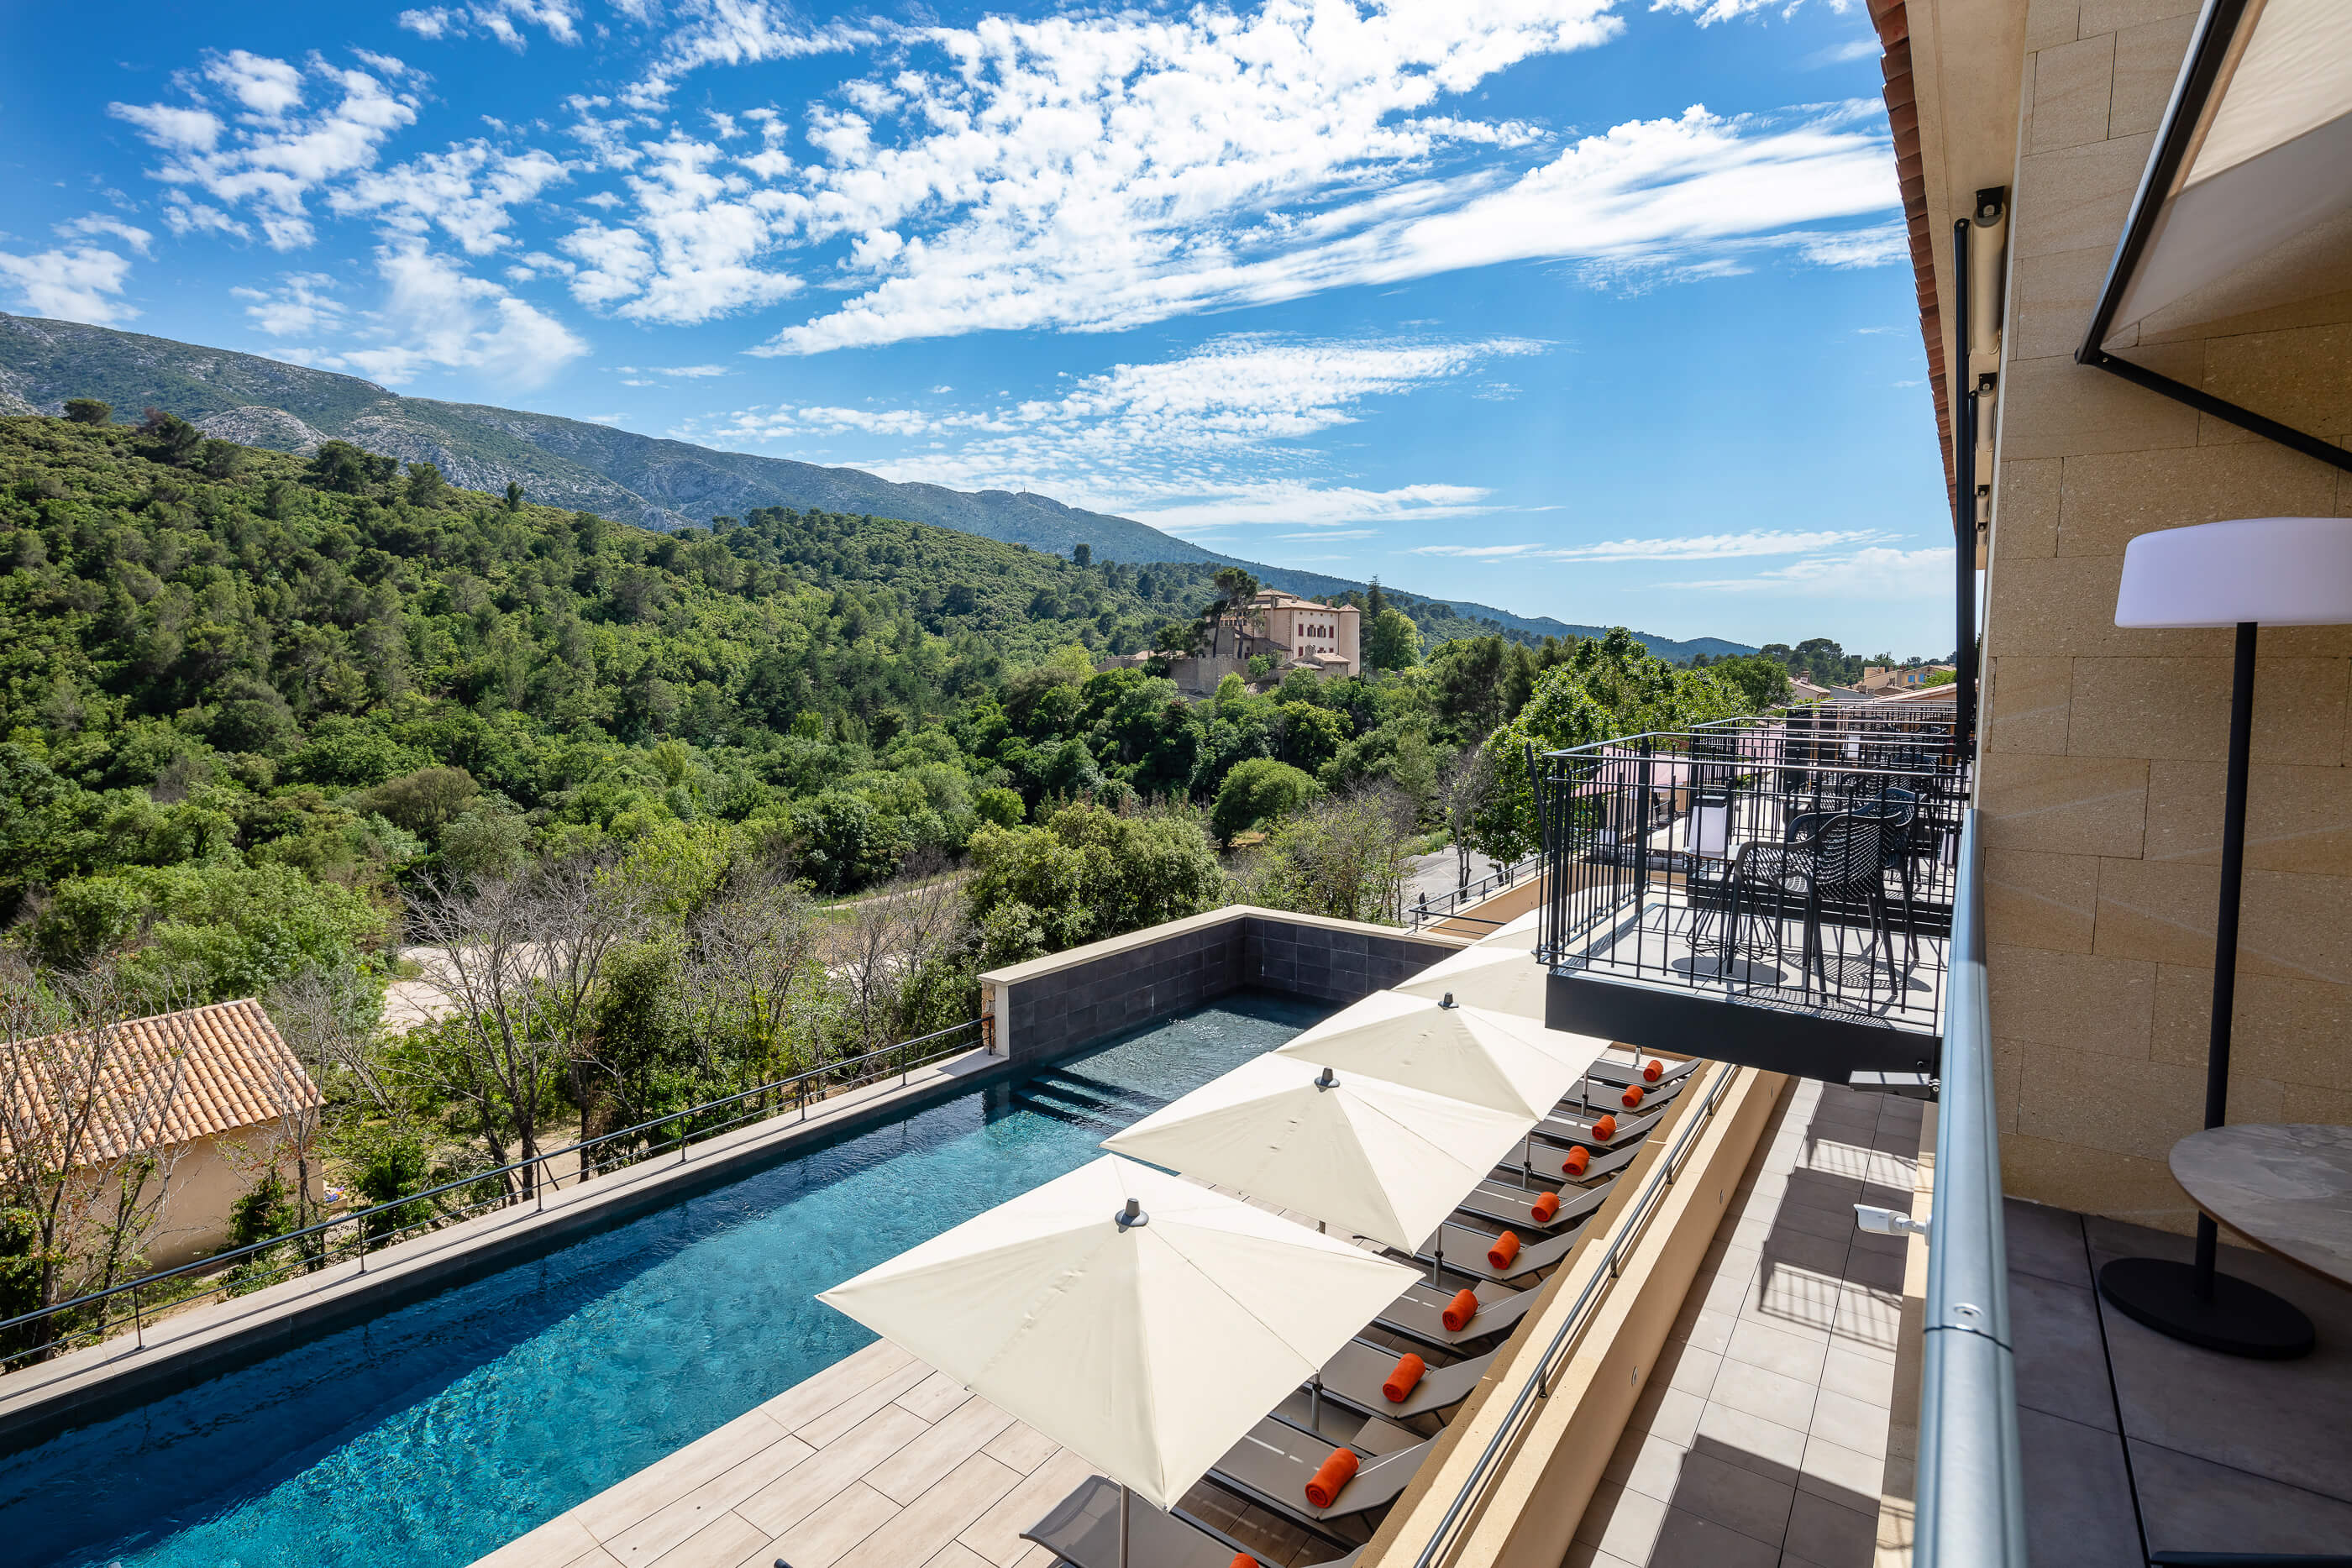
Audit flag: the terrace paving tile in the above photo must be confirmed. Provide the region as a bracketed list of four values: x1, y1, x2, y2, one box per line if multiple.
[475, 1517, 606, 1568]
[978, 1417, 1061, 1476]
[921, 1543, 997, 1568]
[572, 1408, 794, 1544]
[1725, 1317, 1832, 1385]
[641, 1511, 770, 1568]
[865, 1395, 1020, 1505]
[733, 1405, 931, 1536]
[1667, 1448, 1798, 1545]
[792, 1359, 937, 1447]
[601, 1436, 816, 1562]
[1780, 1491, 1877, 1568]
[1648, 1504, 1782, 1567]
[831, 1452, 1025, 1568]
[756, 1340, 916, 1431]
[755, 1481, 902, 1568]
[956, 1448, 1096, 1565]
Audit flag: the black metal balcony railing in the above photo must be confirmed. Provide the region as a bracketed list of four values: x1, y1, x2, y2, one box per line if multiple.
[1535, 703, 1971, 1077]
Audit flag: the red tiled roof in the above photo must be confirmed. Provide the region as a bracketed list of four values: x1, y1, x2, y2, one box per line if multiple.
[3, 998, 321, 1162]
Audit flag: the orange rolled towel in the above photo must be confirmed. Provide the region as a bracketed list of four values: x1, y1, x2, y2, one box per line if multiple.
[1305, 1447, 1359, 1509]
[1621, 1084, 1646, 1109]
[1530, 1191, 1562, 1224]
[1231, 1555, 1260, 1568]
[1383, 1352, 1426, 1403]
[1562, 1146, 1590, 1177]
[1442, 1287, 1480, 1331]
[1488, 1230, 1522, 1271]
[1643, 1058, 1664, 1083]
[1592, 1114, 1618, 1141]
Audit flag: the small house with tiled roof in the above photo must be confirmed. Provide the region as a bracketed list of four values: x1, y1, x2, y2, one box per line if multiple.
[3, 998, 321, 1266]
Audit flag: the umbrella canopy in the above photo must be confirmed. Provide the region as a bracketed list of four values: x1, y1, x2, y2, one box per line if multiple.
[816, 1155, 1416, 1513]
[1100, 1052, 1532, 1252]
[1394, 939, 1551, 1021]
[1278, 989, 1586, 1120]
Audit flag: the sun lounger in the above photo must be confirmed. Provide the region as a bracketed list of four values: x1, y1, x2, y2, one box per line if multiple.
[1376, 1277, 1534, 1348]
[1532, 1104, 1663, 1151]
[1021, 1474, 1365, 1568]
[1556, 1071, 1688, 1118]
[1212, 1415, 1432, 1525]
[1414, 1217, 1585, 1283]
[1504, 1134, 1641, 1187]
[1585, 1053, 1700, 1090]
[1313, 1338, 1494, 1419]
[1456, 1176, 1607, 1234]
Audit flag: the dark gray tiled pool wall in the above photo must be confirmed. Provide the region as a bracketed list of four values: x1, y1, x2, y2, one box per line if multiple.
[1000, 914, 1457, 1064]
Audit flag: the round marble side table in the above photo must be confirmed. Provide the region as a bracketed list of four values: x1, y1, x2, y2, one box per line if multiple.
[2171, 1123, 2352, 1290]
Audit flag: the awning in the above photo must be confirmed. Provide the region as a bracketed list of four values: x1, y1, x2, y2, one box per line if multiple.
[2079, 0, 2352, 471]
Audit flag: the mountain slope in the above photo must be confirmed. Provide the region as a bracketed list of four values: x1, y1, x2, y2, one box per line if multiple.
[0, 312, 1753, 661]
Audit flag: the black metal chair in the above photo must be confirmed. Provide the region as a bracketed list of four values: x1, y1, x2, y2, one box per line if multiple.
[1722, 811, 1898, 1003]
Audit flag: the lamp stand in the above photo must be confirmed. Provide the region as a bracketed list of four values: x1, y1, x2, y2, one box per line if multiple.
[2097, 622, 2313, 1360]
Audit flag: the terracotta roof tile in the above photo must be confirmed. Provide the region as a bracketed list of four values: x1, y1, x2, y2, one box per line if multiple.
[3, 998, 320, 1162]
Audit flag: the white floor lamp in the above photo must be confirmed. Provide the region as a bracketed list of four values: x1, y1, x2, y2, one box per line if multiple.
[2097, 517, 2352, 1359]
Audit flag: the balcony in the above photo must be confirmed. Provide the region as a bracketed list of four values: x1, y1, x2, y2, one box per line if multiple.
[1535, 703, 1971, 1084]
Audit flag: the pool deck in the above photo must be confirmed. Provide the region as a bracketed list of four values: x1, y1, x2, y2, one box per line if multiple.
[472, 1337, 1077, 1568]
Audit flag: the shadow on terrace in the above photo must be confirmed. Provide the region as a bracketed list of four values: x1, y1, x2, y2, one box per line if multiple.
[1535, 702, 1971, 1086]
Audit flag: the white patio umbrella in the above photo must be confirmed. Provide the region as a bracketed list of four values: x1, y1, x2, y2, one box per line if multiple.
[817, 1155, 1416, 1562]
[1100, 1051, 1532, 1253]
[1278, 989, 1586, 1121]
[1394, 938, 1552, 1022]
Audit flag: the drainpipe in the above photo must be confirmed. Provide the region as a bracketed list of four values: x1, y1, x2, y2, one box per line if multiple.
[1950, 187, 2007, 756]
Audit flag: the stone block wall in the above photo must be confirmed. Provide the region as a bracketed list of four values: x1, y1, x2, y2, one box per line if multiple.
[1981, 0, 2352, 1230]
[984, 907, 1463, 1065]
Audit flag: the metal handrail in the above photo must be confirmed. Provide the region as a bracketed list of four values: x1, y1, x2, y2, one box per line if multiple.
[1410, 1057, 1743, 1568]
[1916, 809, 2026, 1568]
[1406, 858, 1530, 930]
[0, 1017, 984, 1368]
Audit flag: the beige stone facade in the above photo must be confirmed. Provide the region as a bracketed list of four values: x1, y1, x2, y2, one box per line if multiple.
[1911, 0, 2352, 1230]
[1245, 589, 1361, 676]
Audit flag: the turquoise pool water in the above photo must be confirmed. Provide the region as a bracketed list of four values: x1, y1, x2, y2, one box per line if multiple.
[0, 994, 1326, 1568]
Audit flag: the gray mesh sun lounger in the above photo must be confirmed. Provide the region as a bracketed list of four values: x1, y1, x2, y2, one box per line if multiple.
[1376, 1277, 1533, 1348]
[1211, 1415, 1432, 1526]
[1314, 1338, 1494, 1419]
[1414, 1216, 1586, 1284]
[1021, 1473, 1366, 1568]
[1504, 1134, 1640, 1187]
[1585, 1053, 1700, 1090]
[1455, 1176, 1608, 1234]
[1557, 1070, 1687, 1119]
[1533, 1103, 1662, 1151]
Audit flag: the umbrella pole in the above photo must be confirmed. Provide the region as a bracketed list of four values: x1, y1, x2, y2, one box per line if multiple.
[1119, 1482, 1130, 1568]
[1310, 1371, 1322, 1429]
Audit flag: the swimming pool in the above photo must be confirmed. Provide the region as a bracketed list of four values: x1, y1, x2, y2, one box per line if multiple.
[0, 994, 1326, 1568]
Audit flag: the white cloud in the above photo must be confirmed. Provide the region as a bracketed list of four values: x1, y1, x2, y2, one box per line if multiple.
[331, 140, 569, 254]
[1539, 528, 1892, 562]
[622, 1, 869, 109]
[647, 363, 730, 375]
[1806, 37, 1884, 66]
[1653, 0, 1824, 24]
[1799, 223, 1908, 268]
[0, 246, 139, 324]
[1675, 545, 1954, 596]
[1410, 543, 1535, 556]
[57, 215, 155, 257]
[161, 194, 249, 239]
[207, 50, 307, 117]
[398, 0, 582, 50]
[320, 241, 586, 386]
[557, 134, 801, 322]
[1129, 484, 1499, 533]
[113, 57, 422, 250]
[234, 272, 344, 335]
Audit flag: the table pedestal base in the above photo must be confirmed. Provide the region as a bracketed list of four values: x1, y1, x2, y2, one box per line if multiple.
[2097, 1256, 2314, 1360]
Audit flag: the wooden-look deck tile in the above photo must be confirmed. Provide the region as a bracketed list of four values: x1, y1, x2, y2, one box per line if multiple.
[831, 1452, 1025, 1568]
[475, 1516, 606, 1568]
[573, 1408, 794, 1543]
[894, 1367, 977, 1424]
[639, 1510, 769, 1568]
[921, 1544, 996, 1568]
[956, 1448, 1096, 1566]
[979, 1417, 1060, 1476]
[601, 1435, 816, 1563]
[792, 1360, 936, 1447]
[734, 1404, 930, 1537]
[757, 1340, 915, 1431]
[754, 1480, 902, 1568]
[865, 1394, 1020, 1504]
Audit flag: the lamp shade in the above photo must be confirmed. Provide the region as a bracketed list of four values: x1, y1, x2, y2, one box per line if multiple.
[2115, 517, 2352, 628]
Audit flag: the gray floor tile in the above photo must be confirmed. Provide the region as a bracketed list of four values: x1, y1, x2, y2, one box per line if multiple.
[2017, 1408, 2141, 1568]
[1780, 1492, 1877, 1568]
[1648, 1504, 1783, 1568]
[1662, 1449, 1795, 1547]
[2008, 1270, 2118, 1432]
[2089, 1227, 2352, 1503]
[2130, 1439, 2352, 1557]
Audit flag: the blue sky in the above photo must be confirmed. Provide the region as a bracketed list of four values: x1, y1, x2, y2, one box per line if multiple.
[0, 0, 1956, 656]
